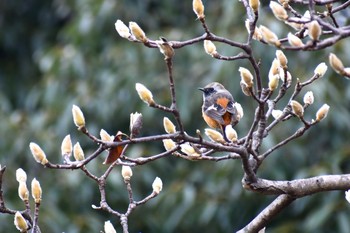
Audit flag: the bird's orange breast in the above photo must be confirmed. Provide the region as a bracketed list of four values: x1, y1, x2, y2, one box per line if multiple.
[216, 97, 230, 108]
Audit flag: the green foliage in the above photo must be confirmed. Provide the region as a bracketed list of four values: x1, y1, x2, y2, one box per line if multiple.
[1, 0, 350, 232]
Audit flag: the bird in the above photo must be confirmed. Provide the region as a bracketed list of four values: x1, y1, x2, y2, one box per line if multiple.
[199, 82, 239, 141]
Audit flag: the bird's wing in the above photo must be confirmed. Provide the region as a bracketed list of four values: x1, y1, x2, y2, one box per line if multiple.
[204, 104, 226, 125]
[226, 100, 237, 114]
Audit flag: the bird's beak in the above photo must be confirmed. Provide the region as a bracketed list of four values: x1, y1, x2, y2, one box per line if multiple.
[198, 87, 205, 92]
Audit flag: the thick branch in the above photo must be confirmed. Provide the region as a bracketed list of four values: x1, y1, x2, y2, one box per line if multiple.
[237, 194, 295, 233]
[245, 174, 350, 196]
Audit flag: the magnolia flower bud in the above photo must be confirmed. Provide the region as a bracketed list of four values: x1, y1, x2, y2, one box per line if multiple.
[239, 67, 254, 88]
[121, 165, 133, 181]
[100, 129, 112, 142]
[344, 68, 350, 77]
[249, 0, 260, 12]
[329, 53, 345, 74]
[180, 143, 200, 156]
[14, 212, 28, 232]
[303, 91, 314, 105]
[115, 19, 131, 39]
[269, 58, 280, 77]
[156, 37, 175, 59]
[204, 40, 217, 56]
[269, 74, 279, 91]
[29, 142, 49, 165]
[279, 69, 292, 86]
[31, 178, 42, 204]
[129, 22, 148, 43]
[205, 128, 226, 144]
[104, 221, 117, 233]
[303, 10, 311, 20]
[72, 105, 85, 129]
[61, 134, 72, 158]
[135, 83, 155, 105]
[73, 142, 85, 161]
[192, 0, 205, 19]
[314, 62, 328, 77]
[152, 177, 163, 194]
[234, 102, 244, 121]
[16, 168, 27, 183]
[291, 100, 304, 118]
[130, 112, 143, 137]
[245, 19, 262, 41]
[163, 117, 176, 134]
[287, 33, 304, 47]
[308, 20, 322, 41]
[345, 190, 350, 204]
[316, 104, 330, 122]
[163, 139, 177, 151]
[276, 50, 287, 69]
[240, 81, 252, 96]
[272, 109, 283, 120]
[225, 125, 238, 142]
[278, 0, 289, 7]
[270, 1, 288, 20]
[18, 182, 29, 201]
[259, 25, 280, 46]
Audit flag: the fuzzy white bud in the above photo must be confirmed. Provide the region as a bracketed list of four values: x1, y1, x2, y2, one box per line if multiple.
[16, 168, 27, 183]
[72, 105, 86, 128]
[180, 143, 200, 157]
[73, 142, 85, 161]
[291, 100, 304, 118]
[315, 104, 330, 122]
[18, 182, 29, 201]
[31, 178, 42, 204]
[249, 0, 260, 12]
[100, 129, 113, 142]
[314, 62, 328, 77]
[163, 139, 177, 151]
[260, 25, 280, 46]
[329, 53, 345, 75]
[61, 134, 72, 157]
[135, 83, 154, 105]
[129, 22, 147, 43]
[303, 91, 314, 105]
[163, 117, 176, 134]
[345, 190, 350, 204]
[272, 109, 283, 120]
[308, 20, 322, 41]
[104, 221, 117, 233]
[152, 177, 163, 194]
[130, 112, 143, 137]
[121, 166, 133, 181]
[193, 0, 205, 19]
[287, 33, 304, 47]
[276, 50, 287, 69]
[205, 128, 226, 144]
[225, 125, 238, 142]
[115, 19, 131, 39]
[239, 67, 254, 88]
[234, 102, 244, 121]
[29, 142, 49, 165]
[270, 1, 288, 21]
[14, 212, 28, 232]
[204, 40, 217, 56]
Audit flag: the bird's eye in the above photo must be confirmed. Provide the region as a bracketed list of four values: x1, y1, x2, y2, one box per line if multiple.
[205, 87, 215, 95]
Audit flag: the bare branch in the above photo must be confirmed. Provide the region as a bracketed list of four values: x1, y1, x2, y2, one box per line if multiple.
[246, 174, 350, 196]
[237, 194, 296, 233]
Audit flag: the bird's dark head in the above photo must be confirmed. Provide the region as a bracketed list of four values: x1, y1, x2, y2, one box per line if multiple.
[198, 82, 225, 97]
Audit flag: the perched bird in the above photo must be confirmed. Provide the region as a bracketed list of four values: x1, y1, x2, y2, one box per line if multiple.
[199, 82, 239, 141]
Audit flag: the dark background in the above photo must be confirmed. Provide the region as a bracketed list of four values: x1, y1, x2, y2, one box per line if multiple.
[1, 0, 350, 232]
